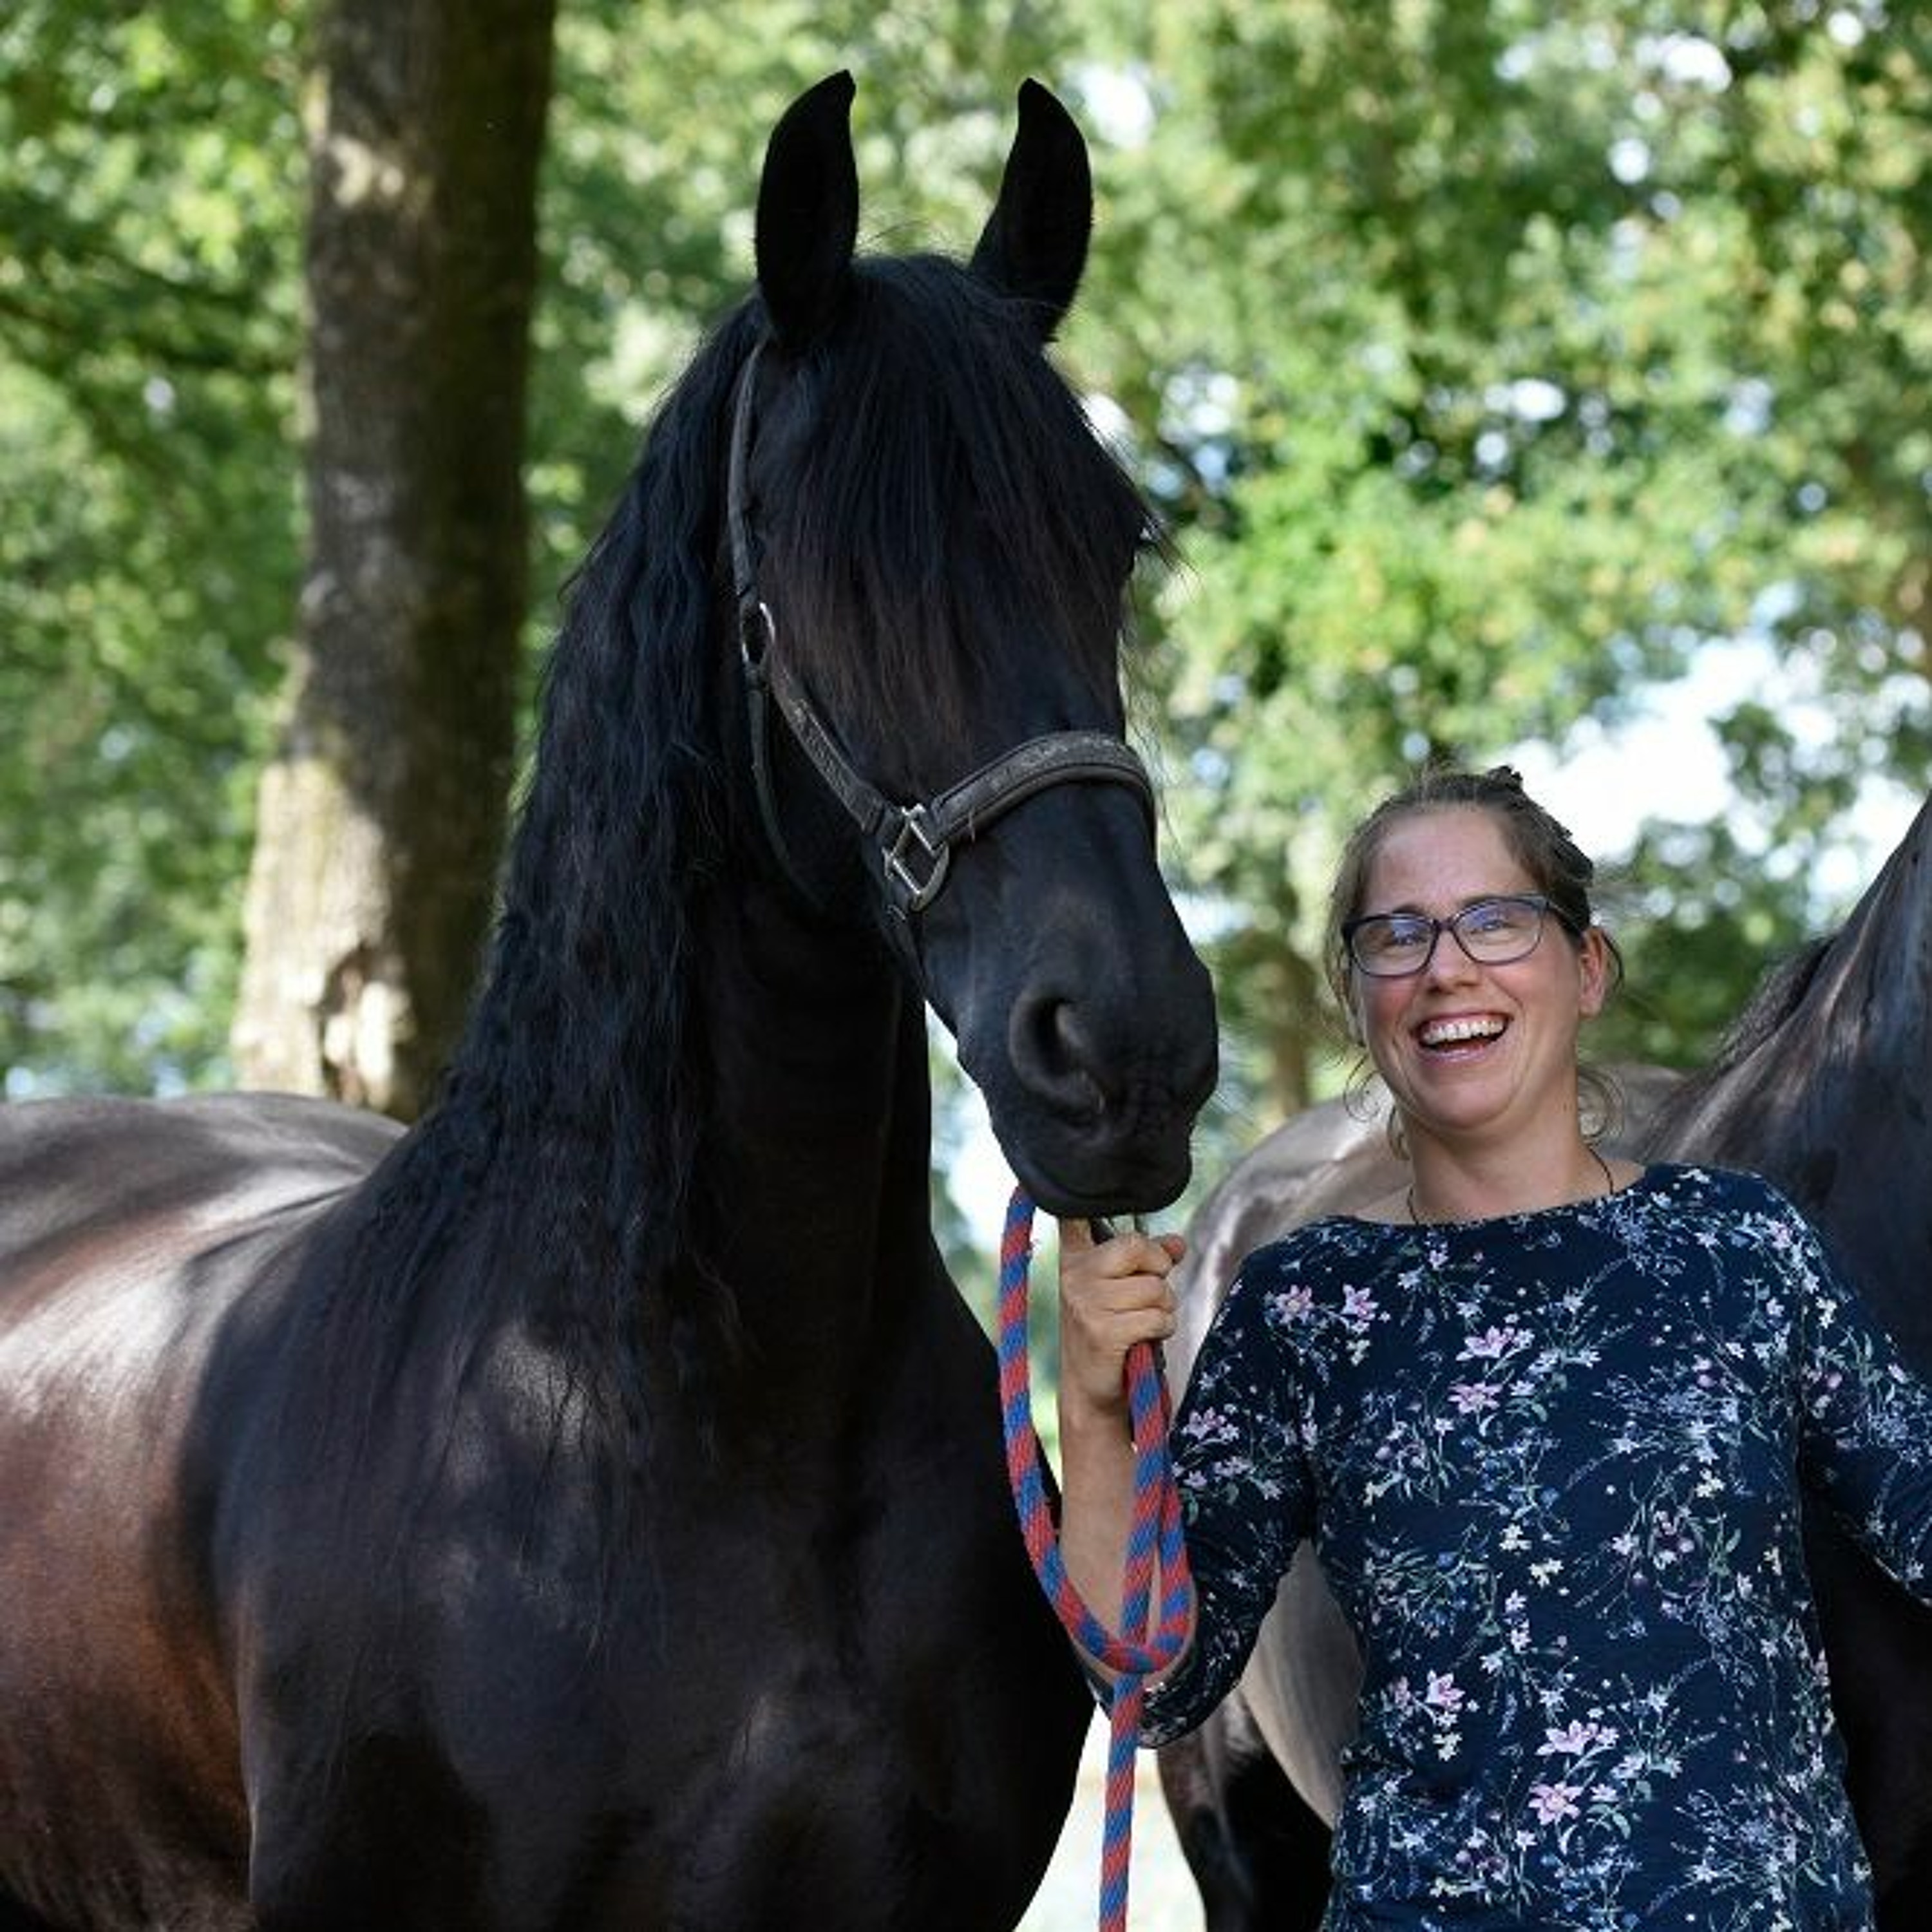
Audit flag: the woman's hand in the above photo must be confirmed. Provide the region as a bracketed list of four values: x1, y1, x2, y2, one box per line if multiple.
[1057, 1218, 1187, 1425]
[1056, 1218, 1192, 1668]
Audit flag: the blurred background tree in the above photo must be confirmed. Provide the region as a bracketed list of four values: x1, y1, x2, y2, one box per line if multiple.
[229, 0, 554, 1118]
[3, 0, 1926, 1298]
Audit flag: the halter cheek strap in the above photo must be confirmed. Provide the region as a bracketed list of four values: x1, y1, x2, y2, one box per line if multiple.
[726, 341, 1158, 920]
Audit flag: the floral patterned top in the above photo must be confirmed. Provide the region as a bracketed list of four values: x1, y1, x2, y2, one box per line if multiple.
[1143, 1164, 1932, 1931]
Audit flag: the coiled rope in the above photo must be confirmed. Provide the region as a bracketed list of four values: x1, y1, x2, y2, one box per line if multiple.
[996, 1188, 1195, 1932]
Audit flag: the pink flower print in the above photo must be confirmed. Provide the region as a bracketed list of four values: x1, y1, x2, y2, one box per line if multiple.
[1271, 1285, 1314, 1321]
[1459, 1323, 1528, 1361]
[1450, 1380, 1500, 1415]
[1528, 1781, 1582, 1824]
[1538, 1720, 1598, 1757]
[1341, 1285, 1379, 1323]
[1425, 1671, 1465, 1714]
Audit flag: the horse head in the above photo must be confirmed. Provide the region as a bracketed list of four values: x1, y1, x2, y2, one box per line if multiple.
[722, 73, 1217, 1217]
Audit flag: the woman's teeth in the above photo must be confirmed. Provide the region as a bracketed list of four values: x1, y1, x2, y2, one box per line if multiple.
[1419, 1016, 1506, 1048]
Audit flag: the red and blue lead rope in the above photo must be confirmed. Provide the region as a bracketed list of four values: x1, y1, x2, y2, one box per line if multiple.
[997, 1188, 1195, 1932]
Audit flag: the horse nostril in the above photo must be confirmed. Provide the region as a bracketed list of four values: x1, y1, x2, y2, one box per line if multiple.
[1010, 989, 1109, 1116]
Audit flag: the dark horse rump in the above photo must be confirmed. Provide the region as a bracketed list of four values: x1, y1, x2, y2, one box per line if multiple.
[0, 1097, 395, 1930]
[0, 76, 1217, 1932]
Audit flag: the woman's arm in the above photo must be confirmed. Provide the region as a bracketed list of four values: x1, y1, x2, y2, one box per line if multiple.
[1056, 1218, 1189, 1676]
[1791, 1210, 1932, 1598]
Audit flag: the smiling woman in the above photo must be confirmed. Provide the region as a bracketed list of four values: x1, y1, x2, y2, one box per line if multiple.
[1323, 766, 1622, 1228]
[1054, 762, 1932, 1932]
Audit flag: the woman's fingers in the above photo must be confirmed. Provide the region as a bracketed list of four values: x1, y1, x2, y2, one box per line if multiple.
[1059, 1224, 1182, 1286]
[1056, 1220, 1184, 1411]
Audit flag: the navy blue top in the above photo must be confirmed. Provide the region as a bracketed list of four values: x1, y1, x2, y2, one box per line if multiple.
[1143, 1164, 1932, 1931]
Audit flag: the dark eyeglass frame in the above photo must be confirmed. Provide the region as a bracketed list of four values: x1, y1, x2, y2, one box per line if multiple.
[1342, 892, 1573, 978]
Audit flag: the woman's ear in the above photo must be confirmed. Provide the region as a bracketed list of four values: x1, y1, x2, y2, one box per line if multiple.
[1576, 927, 1612, 1019]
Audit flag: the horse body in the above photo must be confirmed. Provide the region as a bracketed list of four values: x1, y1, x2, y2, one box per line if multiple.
[0, 76, 1217, 1931]
[1157, 797, 1932, 1929]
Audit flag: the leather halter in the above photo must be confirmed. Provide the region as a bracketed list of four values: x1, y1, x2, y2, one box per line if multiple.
[725, 341, 1157, 919]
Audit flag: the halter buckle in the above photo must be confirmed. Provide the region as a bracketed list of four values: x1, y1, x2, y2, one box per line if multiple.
[884, 806, 951, 913]
[738, 598, 776, 672]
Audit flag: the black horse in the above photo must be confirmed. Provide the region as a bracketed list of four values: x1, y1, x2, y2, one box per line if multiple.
[1156, 791, 1932, 1929]
[0, 75, 1217, 1931]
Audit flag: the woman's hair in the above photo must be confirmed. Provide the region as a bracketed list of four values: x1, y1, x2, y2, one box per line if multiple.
[1326, 763, 1627, 1142]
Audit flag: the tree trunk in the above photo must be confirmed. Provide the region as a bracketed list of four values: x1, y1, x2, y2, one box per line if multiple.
[232, 0, 556, 1119]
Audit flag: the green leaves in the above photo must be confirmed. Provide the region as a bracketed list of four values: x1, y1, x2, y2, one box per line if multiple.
[5, 0, 1928, 1142]
[1062, 0, 1932, 1136]
[0, 0, 303, 1088]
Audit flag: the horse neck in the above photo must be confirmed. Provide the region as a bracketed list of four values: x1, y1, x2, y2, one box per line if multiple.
[687, 875, 937, 1421]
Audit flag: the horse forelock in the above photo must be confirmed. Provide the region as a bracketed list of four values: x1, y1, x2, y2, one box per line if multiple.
[764, 255, 1157, 758]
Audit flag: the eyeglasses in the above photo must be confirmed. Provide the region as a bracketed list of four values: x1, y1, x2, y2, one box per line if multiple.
[1343, 893, 1567, 978]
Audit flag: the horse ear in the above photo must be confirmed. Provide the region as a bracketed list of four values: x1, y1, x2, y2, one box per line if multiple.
[971, 78, 1092, 339]
[755, 71, 860, 353]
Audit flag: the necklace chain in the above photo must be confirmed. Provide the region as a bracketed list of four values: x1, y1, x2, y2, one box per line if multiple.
[1406, 1146, 1617, 1227]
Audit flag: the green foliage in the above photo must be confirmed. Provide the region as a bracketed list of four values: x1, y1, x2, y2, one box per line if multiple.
[0, 0, 305, 1091]
[1059, 0, 1931, 1149]
[3, 0, 1927, 1188]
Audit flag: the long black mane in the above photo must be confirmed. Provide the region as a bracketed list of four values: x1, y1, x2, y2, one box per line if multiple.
[1638, 935, 1832, 1150]
[300, 307, 757, 1450]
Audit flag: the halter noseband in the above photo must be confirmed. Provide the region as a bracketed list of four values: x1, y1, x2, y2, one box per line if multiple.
[725, 341, 1157, 918]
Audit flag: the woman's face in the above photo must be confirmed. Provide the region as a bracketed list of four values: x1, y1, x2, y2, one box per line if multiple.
[1350, 806, 1609, 1157]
